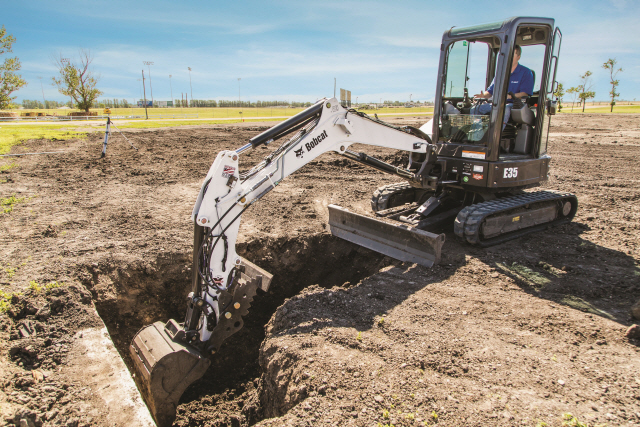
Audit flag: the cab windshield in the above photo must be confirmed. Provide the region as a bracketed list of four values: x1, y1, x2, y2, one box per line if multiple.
[439, 39, 498, 145]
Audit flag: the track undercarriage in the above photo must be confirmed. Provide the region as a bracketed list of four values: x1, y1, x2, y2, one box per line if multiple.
[369, 182, 578, 247]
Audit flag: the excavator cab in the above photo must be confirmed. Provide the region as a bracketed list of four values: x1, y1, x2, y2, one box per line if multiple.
[432, 17, 562, 187]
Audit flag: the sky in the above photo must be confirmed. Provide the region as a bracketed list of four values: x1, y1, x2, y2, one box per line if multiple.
[4, 0, 639, 105]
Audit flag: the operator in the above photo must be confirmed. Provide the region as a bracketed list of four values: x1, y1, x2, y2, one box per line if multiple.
[471, 45, 534, 127]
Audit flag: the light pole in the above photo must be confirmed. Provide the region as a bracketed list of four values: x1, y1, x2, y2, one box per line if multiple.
[356, 96, 358, 108]
[237, 78, 241, 106]
[169, 75, 173, 107]
[141, 70, 149, 119]
[143, 61, 154, 106]
[410, 94, 412, 103]
[37, 77, 46, 107]
[137, 78, 143, 105]
[188, 68, 193, 106]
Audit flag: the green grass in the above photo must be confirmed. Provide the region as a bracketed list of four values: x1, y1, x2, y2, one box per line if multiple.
[1, 194, 26, 214]
[560, 295, 614, 320]
[28, 280, 64, 293]
[562, 105, 640, 114]
[0, 124, 86, 155]
[116, 117, 285, 129]
[496, 262, 551, 288]
[12, 105, 434, 120]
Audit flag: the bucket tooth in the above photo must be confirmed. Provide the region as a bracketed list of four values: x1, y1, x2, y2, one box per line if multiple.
[328, 204, 444, 267]
[130, 320, 210, 427]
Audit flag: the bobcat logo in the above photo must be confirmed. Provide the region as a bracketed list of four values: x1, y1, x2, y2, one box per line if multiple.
[212, 276, 224, 287]
[294, 147, 304, 158]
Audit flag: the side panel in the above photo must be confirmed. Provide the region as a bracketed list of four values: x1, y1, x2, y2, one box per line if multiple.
[486, 156, 550, 188]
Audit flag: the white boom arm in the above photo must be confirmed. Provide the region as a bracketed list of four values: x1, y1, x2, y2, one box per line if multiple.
[191, 97, 430, 341]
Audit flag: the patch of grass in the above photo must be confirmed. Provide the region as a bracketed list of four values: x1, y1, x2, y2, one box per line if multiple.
[0, 161, 17, 172]
[1, 194, 26, 214]
[2, 257, 30, 279]
[562, 413, 588, 427]
[0, 125, 86, 155]
[560, 295, 615, 320]
[563, 105, 640, 114]
[496, 262, 551, 288]
[356, 331, 362, 341]
[117, 117, 285, 130]
[0, 289, 14, 313]
[28, 280, 64, 293]
[382, 409, 390, 419]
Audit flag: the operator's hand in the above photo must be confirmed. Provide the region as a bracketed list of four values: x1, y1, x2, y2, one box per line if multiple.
[507, 94, 512, 99]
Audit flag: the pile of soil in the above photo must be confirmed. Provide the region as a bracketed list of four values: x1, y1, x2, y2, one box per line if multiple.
[0, 285, 101, 426]
[0, 113, 639, 426]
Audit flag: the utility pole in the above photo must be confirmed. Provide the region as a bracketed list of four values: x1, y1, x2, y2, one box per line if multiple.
[137, 78, 143, 104]
[237, 78, 241, 106]
[37, 77, 46, 107]
[169, 75, 173, 107]
[143, 61, 154, 106]
[141, 70, 149, 120]
[410, 94, 412, 103]
[188, 67, 193, 106]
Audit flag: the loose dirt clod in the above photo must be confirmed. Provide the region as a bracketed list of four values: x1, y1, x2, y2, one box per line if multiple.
[1, 114, 639, 426]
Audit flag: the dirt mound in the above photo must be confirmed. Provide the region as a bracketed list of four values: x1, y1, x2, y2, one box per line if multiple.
[1, 285, 99, 426]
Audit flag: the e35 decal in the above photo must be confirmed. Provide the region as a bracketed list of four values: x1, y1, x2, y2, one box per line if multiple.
[503, 167, 518, 179]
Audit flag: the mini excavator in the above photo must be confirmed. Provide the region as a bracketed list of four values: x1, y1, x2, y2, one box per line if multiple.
[130, 17, 576, 426]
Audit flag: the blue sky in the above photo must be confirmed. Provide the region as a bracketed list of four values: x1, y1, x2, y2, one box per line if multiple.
[5, 0, 639, 104]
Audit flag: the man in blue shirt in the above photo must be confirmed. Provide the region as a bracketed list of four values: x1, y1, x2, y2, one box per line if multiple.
[471, 45, 534, 127]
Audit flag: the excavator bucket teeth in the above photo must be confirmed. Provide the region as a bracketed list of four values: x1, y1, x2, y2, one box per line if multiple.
[130, 320, 211, 427]
[328, 204, 445, 267]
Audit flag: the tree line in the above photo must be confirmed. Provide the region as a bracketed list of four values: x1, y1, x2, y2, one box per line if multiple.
[555, 58, 624, 113]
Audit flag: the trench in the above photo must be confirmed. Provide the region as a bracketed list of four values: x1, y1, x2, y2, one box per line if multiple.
[83, 233, 393, 425]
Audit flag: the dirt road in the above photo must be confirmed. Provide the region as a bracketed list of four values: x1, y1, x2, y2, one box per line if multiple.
[1, 114, 639, 426]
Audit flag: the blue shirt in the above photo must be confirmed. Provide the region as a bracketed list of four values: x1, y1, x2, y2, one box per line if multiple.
[487, 63, 534, 99]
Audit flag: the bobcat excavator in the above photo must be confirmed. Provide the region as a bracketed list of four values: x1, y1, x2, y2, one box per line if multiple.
[130, 17, 576, 426]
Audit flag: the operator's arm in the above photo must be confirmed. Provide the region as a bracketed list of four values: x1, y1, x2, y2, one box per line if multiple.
[474, 78, 495, 99]
[475, 91, 492, 99]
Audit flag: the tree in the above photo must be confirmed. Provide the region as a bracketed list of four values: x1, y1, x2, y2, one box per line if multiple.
[553, 82, 565, 112]
[52, 50, 102, 112]
[566, 86, 581, 112]
[578, 71, 595, 113]
[602, 58, 622, 113]
[0, 26, 27, 110]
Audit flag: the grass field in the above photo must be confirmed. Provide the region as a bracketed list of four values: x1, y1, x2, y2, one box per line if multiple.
[7, 106, 435, 119]
[0, 125, 86, 155]
[563, 105, 640, 114]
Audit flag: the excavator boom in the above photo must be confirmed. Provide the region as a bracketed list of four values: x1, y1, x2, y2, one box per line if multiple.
[130, 98, 442, 426]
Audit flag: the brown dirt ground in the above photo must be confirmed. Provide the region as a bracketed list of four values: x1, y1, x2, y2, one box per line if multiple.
[0, 113, 639, 427]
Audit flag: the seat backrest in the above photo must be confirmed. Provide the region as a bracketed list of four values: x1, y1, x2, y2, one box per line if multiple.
[511, 104, 535, 126]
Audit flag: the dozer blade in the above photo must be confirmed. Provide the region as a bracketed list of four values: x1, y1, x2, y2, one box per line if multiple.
[130, 319, 211, 427]
[328, 204, 445, 268]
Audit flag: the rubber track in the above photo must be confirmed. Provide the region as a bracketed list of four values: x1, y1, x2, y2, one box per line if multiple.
[370, 182, 414, 212]
[454, 190, 578, 246]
